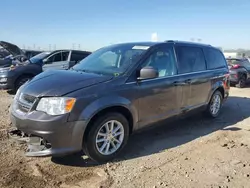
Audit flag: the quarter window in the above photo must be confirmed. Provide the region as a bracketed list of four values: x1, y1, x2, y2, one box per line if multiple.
[142, 46, 177, 77]
[175, 46, 206, 74]
[204, 48, 227, 69]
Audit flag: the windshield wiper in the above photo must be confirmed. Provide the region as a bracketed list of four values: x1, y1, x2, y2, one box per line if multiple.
[72, 69, 104, 75]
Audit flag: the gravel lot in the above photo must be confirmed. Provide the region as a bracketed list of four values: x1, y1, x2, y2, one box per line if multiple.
[0, 87, 250, 188]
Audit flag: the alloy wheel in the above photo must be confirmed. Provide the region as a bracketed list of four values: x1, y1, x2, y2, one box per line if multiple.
[210, 94, 221, 115]
[95, 120, 125, 155]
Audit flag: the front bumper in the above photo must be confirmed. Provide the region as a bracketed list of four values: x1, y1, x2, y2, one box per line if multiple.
[0, 72, 15, 90]
[9, 109, 87, 157]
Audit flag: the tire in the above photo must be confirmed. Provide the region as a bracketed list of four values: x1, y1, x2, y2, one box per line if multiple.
[236, 75, 246, 88]
[205, 90, 223, 118]
[83, 113, 129, 163]
[15, 76, 32, 91]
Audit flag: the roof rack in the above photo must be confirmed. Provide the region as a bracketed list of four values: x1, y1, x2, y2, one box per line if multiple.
[165, 40, 175, 42]
[164, 40, 212, 46]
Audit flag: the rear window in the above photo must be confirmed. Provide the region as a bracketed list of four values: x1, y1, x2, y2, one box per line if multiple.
[226, 59, 242, 65]
[204, 48, 227, 69]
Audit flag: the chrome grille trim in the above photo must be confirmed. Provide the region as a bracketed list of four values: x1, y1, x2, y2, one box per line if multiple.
[16, 93, 36, 113]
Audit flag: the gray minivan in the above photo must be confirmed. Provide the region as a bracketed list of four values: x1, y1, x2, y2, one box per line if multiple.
[9, 41, 230, 163]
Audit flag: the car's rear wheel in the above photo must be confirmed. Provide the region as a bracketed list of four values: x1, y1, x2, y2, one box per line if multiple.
[236, 75, 246, 88]
[83, 113, 129, 163]
[205, 90, 223, 118]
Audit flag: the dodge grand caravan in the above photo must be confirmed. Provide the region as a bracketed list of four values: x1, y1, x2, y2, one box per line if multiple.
[9, 41, 230, 163]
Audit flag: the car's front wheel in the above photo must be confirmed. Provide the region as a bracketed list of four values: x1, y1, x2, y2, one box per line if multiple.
[15, 75, 32, 91]
[83, 113, 129, 163]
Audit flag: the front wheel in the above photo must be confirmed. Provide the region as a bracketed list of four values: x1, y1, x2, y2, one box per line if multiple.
[205, 91, 223, 118]
[15, 76, 32, 91]
[83, 113, 129, 163]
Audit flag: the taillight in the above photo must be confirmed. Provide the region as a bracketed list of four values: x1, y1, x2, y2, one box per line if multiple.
[231, 64, 240, 69]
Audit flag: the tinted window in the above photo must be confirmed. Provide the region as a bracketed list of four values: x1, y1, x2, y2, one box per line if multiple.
[204, 48, 227, 69]
[142, 46, 177, 77]
[47, 52, 62, 63]
[62, 51, 69, 61]
[176, 46, 206, 74]
[71, 52, 89, 62]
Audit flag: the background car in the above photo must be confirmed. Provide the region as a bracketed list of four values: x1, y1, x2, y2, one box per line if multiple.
[227, 58, 250, 88]
[0, 41, 91, 91]
[23, 50, 44, 59]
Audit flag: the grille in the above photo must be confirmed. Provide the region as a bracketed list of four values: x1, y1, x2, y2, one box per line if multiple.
[21, 94, 36, 104]
[17, 93, 36, 113]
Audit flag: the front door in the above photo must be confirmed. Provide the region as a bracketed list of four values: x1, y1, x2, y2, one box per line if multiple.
[137, 44, 182, 127]
[42, 51, 70, 71]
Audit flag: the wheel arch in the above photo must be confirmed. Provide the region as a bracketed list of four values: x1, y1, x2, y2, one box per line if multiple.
[14, 73, 35, 88]
[80, 96, 138, 137]
[85, 105, 134, 136]
[207, 82, 225, 103]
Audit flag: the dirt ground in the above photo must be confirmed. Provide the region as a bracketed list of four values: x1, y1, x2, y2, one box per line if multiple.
[0, 87, 250, 188]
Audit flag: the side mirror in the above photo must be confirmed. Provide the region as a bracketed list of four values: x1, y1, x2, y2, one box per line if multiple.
[43, 58, 51, 64]
[138, 66, 158, 80]
[42, 59, 48, 64]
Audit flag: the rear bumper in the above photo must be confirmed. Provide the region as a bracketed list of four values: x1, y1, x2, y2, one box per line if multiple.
[229, 72, 239, 83]
[9, 108, 87, 157]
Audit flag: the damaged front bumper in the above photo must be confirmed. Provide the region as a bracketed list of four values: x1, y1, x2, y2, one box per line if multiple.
[9, 109, 88, 157]
[8, 128, 52, 157]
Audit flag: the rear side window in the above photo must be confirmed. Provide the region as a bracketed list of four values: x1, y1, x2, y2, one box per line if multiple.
[204, 48, 227, 69]
[71, 52, 89, 62]
[175, 46, 206, 74]
[62, 51, 69, 61]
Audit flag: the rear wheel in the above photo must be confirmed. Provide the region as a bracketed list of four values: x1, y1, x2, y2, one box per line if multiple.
[236, 75, 246, 88]
[205, 90, 223, 118]
[83, 113, 129, 163]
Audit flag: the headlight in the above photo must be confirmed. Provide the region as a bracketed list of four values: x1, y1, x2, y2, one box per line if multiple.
[36, 97, 76, 115]
[14, 86, 22, 100]
[0, 77, 7, 82]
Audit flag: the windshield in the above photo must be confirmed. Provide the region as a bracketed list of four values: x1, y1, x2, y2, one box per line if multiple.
[30, 52, 51, 63]
[72, 44, 150, 76]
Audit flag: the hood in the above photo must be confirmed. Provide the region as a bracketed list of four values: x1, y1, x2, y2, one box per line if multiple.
[0, 41, 26, 59]
[22, 70, 113, 97]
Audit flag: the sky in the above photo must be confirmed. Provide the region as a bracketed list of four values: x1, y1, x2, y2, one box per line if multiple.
[1, 0, 250, 51]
